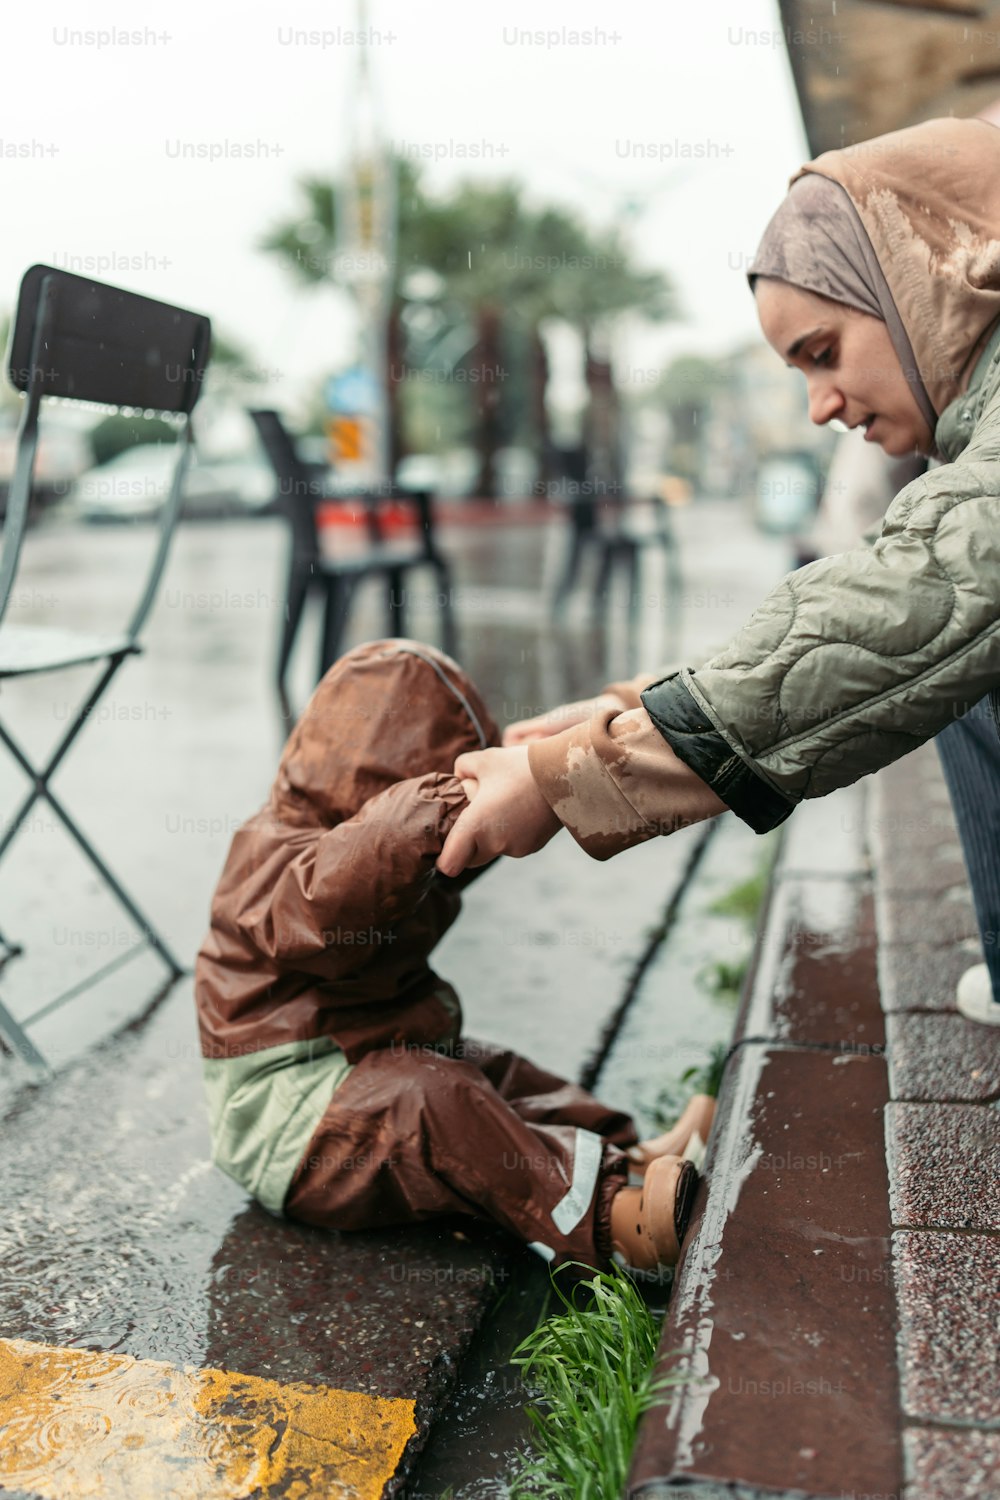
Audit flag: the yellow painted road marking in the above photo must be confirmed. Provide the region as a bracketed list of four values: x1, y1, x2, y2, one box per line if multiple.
[0, 1337, 416, 1499]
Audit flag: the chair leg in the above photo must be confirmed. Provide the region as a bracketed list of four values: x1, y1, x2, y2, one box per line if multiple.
[592, 541, 615, 618]
[0, 694, 186, 981]
[660, 534, 684, 656]
[386, 569, 406, 638]
[431, 557, 458, 659]
[320, 578, 354, 677]
[550, 529, 586, 617]
[0, 928, 23, 962]
[0, 768, 185, 980]
[623, 543, 642, 673]
[626, 543, 641, 629]
[277, 568, 309, 699]
[46, 783, 185, 977]
[0, 992, 52, 1077]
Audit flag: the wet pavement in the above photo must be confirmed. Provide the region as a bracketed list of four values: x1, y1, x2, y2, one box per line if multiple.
[0, 498, 791, 1497]
[629, 751, 1000, 1500]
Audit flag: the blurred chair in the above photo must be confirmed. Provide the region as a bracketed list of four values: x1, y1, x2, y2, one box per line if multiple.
[549, 488, 682, 638]
[0, 263, 211, 1075]
[248, 409, 457, 707]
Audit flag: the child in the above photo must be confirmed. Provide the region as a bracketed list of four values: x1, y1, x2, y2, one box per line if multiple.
[195, 639, 704, 1272]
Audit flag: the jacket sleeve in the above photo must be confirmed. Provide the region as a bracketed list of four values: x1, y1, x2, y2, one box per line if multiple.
[640, 451, 1000, 832]
[222, 775, 467, 969]
[527, 703, 728, 860]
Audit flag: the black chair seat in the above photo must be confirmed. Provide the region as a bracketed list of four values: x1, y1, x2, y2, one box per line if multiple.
[314, 542, 430, 578]
[0, 624, 139, 679]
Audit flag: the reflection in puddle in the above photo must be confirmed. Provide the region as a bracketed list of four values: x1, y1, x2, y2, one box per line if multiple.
[0, 1336, 415, 1499]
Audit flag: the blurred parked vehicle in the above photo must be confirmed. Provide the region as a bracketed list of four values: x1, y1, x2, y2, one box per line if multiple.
[67, 444, 276, 523]
[754, 450, 821, 535]
[0, 415, 91, 517]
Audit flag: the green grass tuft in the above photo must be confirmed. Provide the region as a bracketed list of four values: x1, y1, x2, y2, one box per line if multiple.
[708, 868, 769, 923]
[507, 1265, 687, 1499]
[696, 956, 749, 1003]
[681, 1039, 729, 1099]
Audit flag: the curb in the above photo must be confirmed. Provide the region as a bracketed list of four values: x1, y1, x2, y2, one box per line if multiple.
[627, 783, 903, 1500]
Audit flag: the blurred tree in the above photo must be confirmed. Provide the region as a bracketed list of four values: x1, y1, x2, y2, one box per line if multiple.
[88, 414, 178, 466]
[260, 160, 676, 496]
[653, 353, 730, 483]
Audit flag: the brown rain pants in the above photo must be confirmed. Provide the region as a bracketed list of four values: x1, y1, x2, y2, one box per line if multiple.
[284, 1035, 638, 1271]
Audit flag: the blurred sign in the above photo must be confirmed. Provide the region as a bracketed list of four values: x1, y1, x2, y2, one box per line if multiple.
[328, 415, 367, 465]
[325, 366, 377, 472]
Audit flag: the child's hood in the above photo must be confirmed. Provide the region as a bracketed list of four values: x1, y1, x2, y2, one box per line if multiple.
[270, 639, 500, 826]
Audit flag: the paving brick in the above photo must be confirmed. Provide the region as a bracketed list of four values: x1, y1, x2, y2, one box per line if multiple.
[904, 1426, 1000, 1500]
[873, 843, 968, 898]
[869, 754, 964, 878]
[877, 741, 948, 790]
[894, 1231, 1000, 1426]
[886, 1102, 1000, 1230]
[877, 938, 981, 1014]
[875, 886, 979, 949]
[779, 783, 869, 878]
[868, 797, 960, 862]
[886, 1013, 1000, 1101]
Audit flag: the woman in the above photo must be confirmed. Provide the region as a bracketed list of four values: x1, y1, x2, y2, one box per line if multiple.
[438, 115, 1000, 1027]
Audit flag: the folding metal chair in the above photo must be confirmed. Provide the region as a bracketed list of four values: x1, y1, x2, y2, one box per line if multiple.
[0, 264, 211, 1076]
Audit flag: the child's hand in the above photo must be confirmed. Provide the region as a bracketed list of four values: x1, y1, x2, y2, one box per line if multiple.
[502, 692, 630, 746]
[437, 745, 561, 876]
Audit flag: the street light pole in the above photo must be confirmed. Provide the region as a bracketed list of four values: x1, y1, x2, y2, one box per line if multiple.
[333, 0, 397, 489]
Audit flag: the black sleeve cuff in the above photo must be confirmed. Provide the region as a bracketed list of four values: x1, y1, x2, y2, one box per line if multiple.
[639, 675, 795, 835]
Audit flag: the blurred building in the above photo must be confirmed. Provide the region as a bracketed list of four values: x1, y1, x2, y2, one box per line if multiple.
[778, 0, 1000, 150]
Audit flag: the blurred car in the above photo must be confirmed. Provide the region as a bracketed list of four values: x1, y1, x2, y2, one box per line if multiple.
[754, 450, 821, 535]
[67, 444, 276, 523]
[0, 415, 92, 517]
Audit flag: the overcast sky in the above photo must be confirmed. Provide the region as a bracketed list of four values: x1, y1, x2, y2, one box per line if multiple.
[0, 0, 806, 409]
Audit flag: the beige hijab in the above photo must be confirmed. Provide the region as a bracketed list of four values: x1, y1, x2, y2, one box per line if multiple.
[752, 117, 1000, 418]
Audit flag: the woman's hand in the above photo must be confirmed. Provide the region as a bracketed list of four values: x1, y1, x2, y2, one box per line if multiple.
[502, 692, 630, 746]
[437, 745, 561, 876]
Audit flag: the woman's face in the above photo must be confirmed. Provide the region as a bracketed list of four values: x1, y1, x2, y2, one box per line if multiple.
[755, 279, 935, 457]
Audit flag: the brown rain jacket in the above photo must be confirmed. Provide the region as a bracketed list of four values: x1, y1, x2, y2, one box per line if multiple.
[194, 640, 498, 1211]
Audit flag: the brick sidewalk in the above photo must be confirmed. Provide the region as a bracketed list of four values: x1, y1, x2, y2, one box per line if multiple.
[628, 749, 1000, 1500]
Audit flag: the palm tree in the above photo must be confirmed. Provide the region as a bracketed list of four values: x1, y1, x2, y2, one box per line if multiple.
[259, 161, 676, 495]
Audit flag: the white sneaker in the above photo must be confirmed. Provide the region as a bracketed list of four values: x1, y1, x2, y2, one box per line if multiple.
[956, 963, 1000, 1025]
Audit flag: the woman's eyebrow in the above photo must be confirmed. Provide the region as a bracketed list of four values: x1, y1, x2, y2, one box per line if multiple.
[786, 326, 823, 359]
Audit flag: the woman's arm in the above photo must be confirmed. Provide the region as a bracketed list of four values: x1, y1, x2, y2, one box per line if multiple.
[437, 706, 726, 875]
[443, 430, 1000, 870]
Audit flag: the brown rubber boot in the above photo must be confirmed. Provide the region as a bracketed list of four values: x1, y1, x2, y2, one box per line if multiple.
[626, 1094, 716, 1176]
[609, 1154, 699, 1271]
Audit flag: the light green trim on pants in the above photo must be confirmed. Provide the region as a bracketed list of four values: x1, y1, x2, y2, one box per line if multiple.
[202, 1036, 353, 1215]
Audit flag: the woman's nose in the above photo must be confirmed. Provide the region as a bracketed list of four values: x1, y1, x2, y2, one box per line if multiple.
[807, 377, 845, 427]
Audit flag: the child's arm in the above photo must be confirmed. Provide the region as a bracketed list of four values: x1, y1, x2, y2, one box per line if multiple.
[230, 775, 468, 969]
